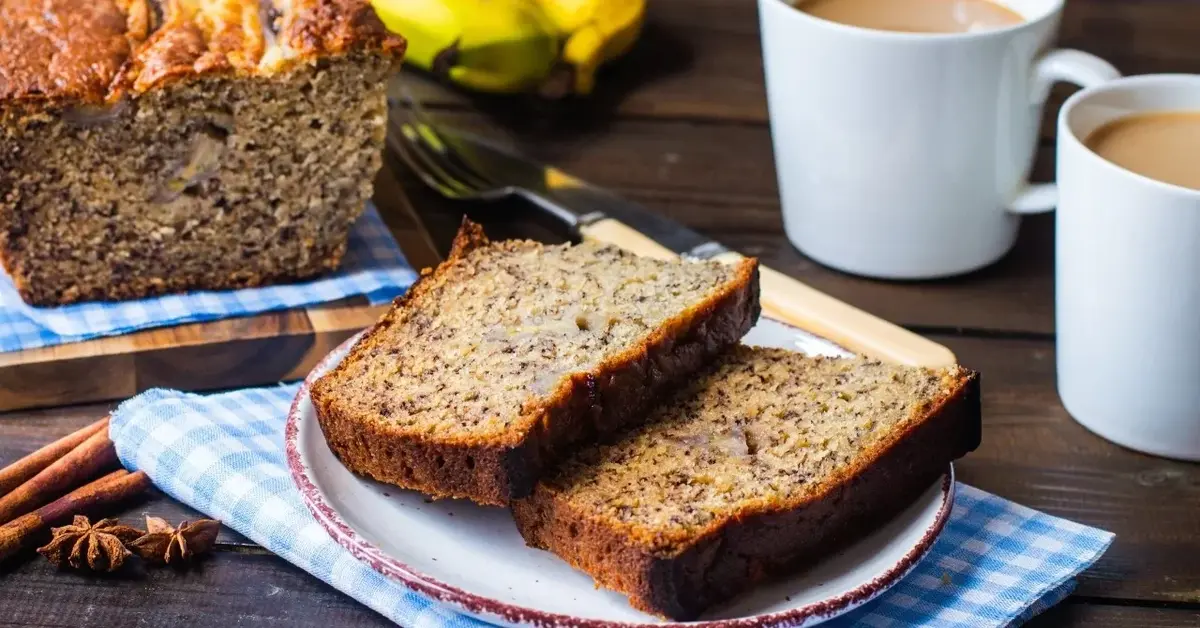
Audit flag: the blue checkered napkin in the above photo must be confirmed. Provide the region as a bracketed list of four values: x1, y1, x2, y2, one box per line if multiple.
[111, 385, 489, 628]
[0, 205, 418, 353]
[832, 488, 1108, 628]
[109, 384, 1114, 628]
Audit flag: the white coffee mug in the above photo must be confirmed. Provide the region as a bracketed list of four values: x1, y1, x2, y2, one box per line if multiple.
[1056, 74, 1200, 461]
[758, 0, 1120, 279]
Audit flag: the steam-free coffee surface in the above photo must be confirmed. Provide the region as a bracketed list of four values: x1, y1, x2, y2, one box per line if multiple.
[1084, 111, 1200, 191]
[797, 0, 1025, 33]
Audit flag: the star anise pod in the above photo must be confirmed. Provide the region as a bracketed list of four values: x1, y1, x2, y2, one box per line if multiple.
[37, 515, 143, 572]
[129, 516, 220, 565]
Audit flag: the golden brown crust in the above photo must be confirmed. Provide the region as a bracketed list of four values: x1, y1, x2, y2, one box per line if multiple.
[311, 218, 763, 506]
[0, 0, 405, 108]
[511, 370, 982, 620]
[0, 0, 143, 106]
[284, 0, 405, 58]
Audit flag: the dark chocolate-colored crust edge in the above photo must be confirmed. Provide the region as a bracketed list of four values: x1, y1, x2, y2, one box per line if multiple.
[312, 217, 761, 506]
[287, 331, 958, 628]
[512, 369, 981, 620]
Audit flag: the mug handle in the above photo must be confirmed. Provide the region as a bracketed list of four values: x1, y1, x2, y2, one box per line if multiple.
[1008, 49, 1122, 215]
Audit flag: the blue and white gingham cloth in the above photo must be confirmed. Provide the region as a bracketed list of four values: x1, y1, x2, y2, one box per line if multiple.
[0, 205, 418, 353]
[110, 384, 1114, 628]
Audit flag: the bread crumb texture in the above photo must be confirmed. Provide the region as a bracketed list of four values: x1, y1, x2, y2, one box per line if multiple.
[325, 239, 744, 442]
[539, 346, 964, 552]
[0, 0, 405, 304]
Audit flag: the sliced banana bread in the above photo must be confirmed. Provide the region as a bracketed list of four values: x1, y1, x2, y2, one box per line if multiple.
[512, 347, 980, 620]
[310, 219, 761, 506]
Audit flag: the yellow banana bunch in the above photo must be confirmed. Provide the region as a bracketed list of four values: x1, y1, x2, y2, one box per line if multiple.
[372, 0, 560, 93]
[370, 0, 645, 97]
[534, 0, 645, 96]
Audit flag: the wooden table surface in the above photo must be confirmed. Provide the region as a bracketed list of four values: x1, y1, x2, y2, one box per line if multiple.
[3, 1, 1199, 626]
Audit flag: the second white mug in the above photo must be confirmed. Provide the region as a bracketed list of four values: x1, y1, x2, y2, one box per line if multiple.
[758, 0, 1120, 279]
[1056, 74, 1200, 462]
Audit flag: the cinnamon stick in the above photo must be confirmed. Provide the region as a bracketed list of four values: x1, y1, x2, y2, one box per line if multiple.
[0, 417, 110, 497]
[0, 428, 118, 526]
[0, 469, 149, 562]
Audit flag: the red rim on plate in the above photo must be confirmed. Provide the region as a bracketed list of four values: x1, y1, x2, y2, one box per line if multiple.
[286, 328, 955, 628]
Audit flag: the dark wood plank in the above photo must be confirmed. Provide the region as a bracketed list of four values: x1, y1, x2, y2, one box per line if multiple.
[717, 214, 1056, 337]
[374, 156, 444, 273]
[0, 551, 389, 627]
[943, 335, 1200, 603]
[390, 111, 1060, 334]
[0, 352, 138, 413]
[396, 115, 1059, 224]
[1027, 603, 1200, 628]
[402, 0, 1200, 128]
[0, 403, 119, 442]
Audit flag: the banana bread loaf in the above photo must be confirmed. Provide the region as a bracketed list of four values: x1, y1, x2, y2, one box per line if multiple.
[512, 347, 981, 620]
[310, 219, 761, 506]
[0, 0, 405, 305]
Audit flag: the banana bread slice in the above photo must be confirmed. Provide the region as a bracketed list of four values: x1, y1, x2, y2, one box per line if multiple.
[311, 219, 761, 506]
[512, 347, 981, 620]
[0, 0, 405, 305]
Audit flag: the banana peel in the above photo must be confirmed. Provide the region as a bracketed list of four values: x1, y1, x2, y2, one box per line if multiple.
[370, 0, 645, 97]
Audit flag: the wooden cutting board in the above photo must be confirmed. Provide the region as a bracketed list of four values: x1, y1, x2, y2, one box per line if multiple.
[0, 161, 441, 412]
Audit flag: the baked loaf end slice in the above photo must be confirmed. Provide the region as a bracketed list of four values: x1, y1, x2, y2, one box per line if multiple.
[512, 347, 980, 620]
[0, 0, 405, 305]
[311, 219, 761, 506]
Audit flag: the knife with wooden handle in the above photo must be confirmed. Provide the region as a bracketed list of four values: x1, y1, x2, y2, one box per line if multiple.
[431, 128, 957, 367]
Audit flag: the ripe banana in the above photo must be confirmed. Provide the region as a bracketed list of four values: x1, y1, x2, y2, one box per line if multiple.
[370, 0, 645, 96]
[371, 0, 560, 93]
[534, 0, 646, 95]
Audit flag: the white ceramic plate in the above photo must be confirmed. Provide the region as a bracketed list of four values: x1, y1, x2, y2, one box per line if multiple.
[287, 318, 954, 628]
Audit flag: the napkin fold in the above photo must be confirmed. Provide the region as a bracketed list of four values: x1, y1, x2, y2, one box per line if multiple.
[110, 384, 1114, 628]
[0, 205, 418, 353]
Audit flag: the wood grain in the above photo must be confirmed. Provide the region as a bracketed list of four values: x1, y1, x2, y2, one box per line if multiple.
[374, 155, 445, 274]
[402, 0, 1200, 127]
[391, 125, 1060, 335]
[942, 335, 1200, 603]
[0, 301, 381, 412]
[1026, 603, 1200, 628]
[0, 552, 390, 627]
